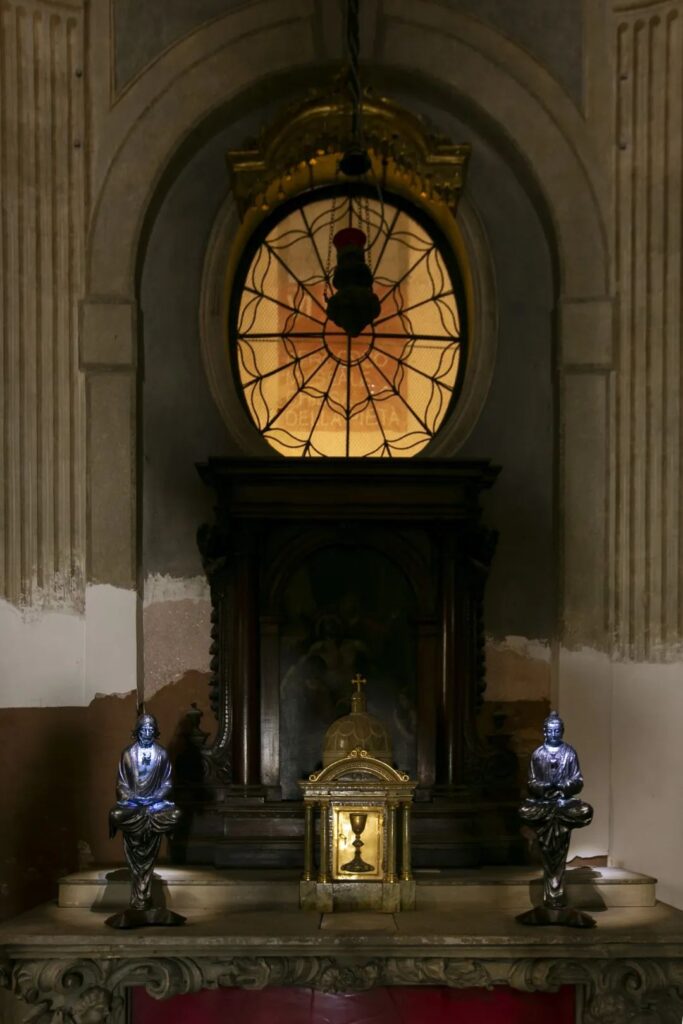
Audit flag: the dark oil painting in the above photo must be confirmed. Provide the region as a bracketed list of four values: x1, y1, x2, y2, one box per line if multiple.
[279, 545, 417, 798]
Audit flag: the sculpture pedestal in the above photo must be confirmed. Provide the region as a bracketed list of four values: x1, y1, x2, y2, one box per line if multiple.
[515, 905, 595, 929]
[300, 879, 416, 913]
[104, 907, 186, 929]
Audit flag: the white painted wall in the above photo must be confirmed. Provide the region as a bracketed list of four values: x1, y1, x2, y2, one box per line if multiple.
[84, 584, 138, 704]
[0, 575, 211, 708]
[0, 597, 85, 707]
[559, 650, 683, 911]
[0, 585, 137, 707]
[610, 660, 683, 910]
[557, 647, 613, 859]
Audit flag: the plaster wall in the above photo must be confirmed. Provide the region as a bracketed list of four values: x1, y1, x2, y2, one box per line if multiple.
[0, 599, 84, 708]
[558, 648, 612, 859]
[609, 661, 683, 910]
[485, 637, 550, 705]
[0, 569, 212, 710]
[110, 0, 584, 106]
[0, 672, 210, 923]
[559, 650, 683, 906]
[140, 121, 259, 581]
[0, 585, 136, 708]
[143, 575, 211, 699]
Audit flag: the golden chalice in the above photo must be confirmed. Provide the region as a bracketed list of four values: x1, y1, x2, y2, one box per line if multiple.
[341, 812, 375, 873]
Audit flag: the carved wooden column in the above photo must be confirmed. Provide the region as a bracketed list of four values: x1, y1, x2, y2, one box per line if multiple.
[416, 620, 438, 789]
[385, 802, 397, 883]
[302, 804, 315, 882]
[318, 802, 330, 883]
[230, 530, 261, 788]
[437, 532, 460, 789]
[400, 802, 412, 881]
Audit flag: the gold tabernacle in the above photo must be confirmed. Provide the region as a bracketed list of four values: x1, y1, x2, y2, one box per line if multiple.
[299, 676, 416, 912]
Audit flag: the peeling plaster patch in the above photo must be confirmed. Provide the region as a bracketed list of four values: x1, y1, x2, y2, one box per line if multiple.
[620, 641, 683, 663]
[85, 584, 138, 704]
[485, 635, 551, 702]
[0, 596, 85, 707]
[144, 573, 209, 606]
[22, 568, 85, 614]
[143, 576, 211, 699]
[90, 689, 135, 702]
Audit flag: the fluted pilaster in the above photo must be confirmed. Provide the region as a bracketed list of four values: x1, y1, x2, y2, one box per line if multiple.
[0, 0, 85, 607]
[612, 0, 682, 658]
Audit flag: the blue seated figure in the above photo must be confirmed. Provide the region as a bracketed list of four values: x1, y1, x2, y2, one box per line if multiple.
[518, 710, 594, 928]
[107, 713, 184, 928]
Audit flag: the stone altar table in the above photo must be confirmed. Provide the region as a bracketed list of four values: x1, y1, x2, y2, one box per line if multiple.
[2, 881, 683, 1023]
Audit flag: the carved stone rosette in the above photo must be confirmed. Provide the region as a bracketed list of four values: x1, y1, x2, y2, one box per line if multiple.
[3, 954, 683, 1023]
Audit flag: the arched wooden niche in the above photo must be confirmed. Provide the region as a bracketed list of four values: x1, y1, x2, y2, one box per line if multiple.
[278, 542, 419, 800]
[191, 457, 502, 869]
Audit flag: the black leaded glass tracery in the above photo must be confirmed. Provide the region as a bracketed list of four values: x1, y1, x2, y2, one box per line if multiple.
[229, 186, 467, 457]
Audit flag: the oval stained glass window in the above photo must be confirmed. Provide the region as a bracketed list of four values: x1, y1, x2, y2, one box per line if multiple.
[230, 186, 467, 457]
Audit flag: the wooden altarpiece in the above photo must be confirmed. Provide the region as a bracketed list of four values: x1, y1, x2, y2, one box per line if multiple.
[173, 457, 519, 869]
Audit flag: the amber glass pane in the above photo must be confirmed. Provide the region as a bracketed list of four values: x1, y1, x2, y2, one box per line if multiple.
[234, 193, 463, 457]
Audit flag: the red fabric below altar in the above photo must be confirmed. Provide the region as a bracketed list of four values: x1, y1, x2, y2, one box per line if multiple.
[133, 984, 574, 1023]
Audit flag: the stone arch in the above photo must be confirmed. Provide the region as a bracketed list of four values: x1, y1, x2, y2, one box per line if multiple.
[81, 0, 610, 645]
[373, 4, 610, 300]
[86, 3, 608, 303]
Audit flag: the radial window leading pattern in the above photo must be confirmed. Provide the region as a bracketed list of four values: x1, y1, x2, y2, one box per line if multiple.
[230, 188, 467, 457]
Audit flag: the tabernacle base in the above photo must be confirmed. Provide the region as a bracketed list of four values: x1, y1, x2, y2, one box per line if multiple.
[299, 880, 416, 913]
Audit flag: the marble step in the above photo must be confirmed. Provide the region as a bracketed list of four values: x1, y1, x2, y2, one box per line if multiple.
[413, 866, 656, 910]
[58, 865, 656, 912]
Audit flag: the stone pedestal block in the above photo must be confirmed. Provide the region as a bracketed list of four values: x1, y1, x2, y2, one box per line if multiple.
[299, 879, 416, 913]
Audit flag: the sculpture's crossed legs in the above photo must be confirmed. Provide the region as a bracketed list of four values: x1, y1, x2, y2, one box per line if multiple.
[107, 802, 184, 929]
[518, 797, 594, 928]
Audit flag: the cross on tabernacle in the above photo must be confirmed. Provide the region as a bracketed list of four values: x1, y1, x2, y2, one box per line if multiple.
[351, 674, 367, 695]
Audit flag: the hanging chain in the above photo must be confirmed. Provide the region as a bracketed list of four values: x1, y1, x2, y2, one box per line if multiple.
[324, 194, 339, 299]
[363, 194, 372, 272]
[347, 0, 372, 254]
[346, 0, 363, 149]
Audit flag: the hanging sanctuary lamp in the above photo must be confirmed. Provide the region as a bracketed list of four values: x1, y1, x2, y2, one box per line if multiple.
[325, 0, 381, 338]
